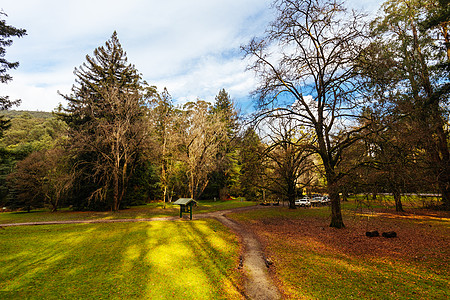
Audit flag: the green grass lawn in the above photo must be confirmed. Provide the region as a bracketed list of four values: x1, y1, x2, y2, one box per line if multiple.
[0, 200, 256, 224]
[347, 194, 442, 210]
[230, 203, 450, 299]
[2, 198, 447, 299]
[0, 220, 244, 299]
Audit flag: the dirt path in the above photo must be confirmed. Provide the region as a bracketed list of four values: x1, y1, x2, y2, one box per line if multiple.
[1, 206, 281, 300]
[0, 216, 180, 227]
[204, 210, 281, 300]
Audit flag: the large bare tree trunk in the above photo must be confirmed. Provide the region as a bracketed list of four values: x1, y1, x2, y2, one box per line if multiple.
[113, 171, 119, 211]
[321, 137, 345, 228]
[328, 183, 344, 228]
[435, 124, 450, 210]
[287, 183, 296, 209]
[393, 189, 404, 212]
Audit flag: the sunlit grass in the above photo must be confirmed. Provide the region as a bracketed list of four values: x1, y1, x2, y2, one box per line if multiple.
[0, 220, 244, 299]
[194, 199, 256, 213]
[0, 200, 256, 224]
[347, 194, 442, 210]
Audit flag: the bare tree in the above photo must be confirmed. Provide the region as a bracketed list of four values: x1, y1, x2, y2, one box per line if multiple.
[150, 88, 181, 206]
[243, 0, 370, 227]
[8, 148, 73, 212]
[72, 87, 148, 211]
[257, 114, 315, 208]
[179, 100, 227, 199]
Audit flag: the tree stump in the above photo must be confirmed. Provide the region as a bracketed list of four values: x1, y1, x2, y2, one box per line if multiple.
[382, 231, 397, 238]
[365, 230, 380, 237]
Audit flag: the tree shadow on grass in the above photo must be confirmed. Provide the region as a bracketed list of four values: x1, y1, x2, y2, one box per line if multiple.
[138, 220, 244, 299]
[0, 224, 100, 298]
[0, 220, 245, 299]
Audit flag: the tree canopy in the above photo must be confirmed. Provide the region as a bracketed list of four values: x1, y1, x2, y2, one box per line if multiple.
[59, 32, 150, 211]
[365, 0, 450, 209]
[1, 0, 449, 219]
[243, 0, 371, 228]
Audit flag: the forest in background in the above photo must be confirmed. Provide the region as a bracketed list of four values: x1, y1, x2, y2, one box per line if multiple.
[0, 0, 448, 229]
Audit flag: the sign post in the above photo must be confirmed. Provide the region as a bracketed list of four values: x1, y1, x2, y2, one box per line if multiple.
[173, 198, 197, 220]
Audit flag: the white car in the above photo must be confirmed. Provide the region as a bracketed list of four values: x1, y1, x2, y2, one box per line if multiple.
[310, 196, 322, 206]
[295, 197, 311, 207]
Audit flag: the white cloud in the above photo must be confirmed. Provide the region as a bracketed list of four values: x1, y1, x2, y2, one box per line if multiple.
[1, 0, 273, 111]
[2, 68, 72, 111]
[1, 0, 383, 112]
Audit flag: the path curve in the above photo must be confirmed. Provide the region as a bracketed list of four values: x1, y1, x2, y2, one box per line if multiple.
[203, 210, 281, 300]
[1, 206, 281, 300]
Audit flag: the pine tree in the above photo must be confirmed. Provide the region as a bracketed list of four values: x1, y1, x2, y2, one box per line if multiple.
[0, 11, 26, 137]
[208, 89, 239, 199]
[239, 128, 264, 201]
[59, 32, 148, 211]
[212, 89, 238, 137]
[59, 31, 142, 128]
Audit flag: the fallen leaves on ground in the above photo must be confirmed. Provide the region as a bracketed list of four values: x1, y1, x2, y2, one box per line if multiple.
[235, 207, 450, 299]
[246, 208, 449, 262]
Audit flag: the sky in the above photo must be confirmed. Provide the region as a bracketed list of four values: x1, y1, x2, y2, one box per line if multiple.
[1, 0, 383, 113]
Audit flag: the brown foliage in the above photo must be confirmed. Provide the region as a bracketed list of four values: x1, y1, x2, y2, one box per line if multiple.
[8, 148, 73, 211]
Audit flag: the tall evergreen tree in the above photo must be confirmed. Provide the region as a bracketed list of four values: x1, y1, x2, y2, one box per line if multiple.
[59, 32, 149, 211]
[212, 89, 238, 136]
[207, 89, 239, 199]
[239, 127, 264, 201]
[60, 31, 142, 128]
[0, 11, 26, 137]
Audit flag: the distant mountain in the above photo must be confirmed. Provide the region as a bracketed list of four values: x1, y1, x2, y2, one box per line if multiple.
[0, 110, 54, 119]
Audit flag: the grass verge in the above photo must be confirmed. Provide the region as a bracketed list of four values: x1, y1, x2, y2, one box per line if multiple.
[0, 220, 244, 299]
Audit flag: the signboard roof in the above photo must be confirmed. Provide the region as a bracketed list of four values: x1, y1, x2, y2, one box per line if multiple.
[173, 198, 196, 205]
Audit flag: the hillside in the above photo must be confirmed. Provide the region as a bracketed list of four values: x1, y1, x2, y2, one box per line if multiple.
[0, 110, 54, 120]
[0, 110, 66, 150]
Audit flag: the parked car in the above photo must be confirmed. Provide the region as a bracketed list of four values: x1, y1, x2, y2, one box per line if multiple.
[321, 196, 330, 204]
[310, 196, 322, 206]
[295, 197, 311, 207]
